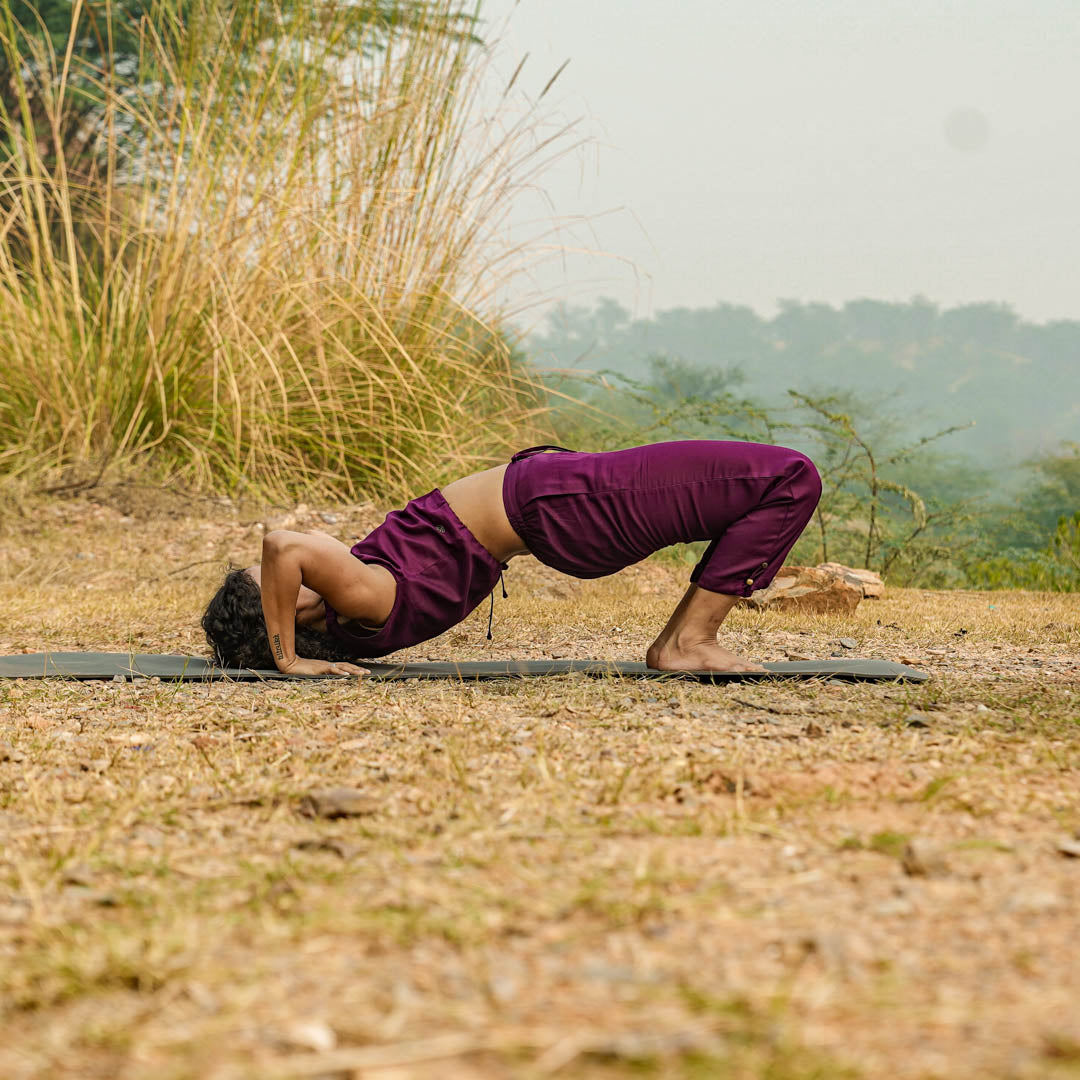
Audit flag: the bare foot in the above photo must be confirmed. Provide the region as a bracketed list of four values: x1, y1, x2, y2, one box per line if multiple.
[646, 639, 766, 673]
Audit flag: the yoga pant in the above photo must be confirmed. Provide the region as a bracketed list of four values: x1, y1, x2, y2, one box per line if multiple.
[502, 441, 821, 598]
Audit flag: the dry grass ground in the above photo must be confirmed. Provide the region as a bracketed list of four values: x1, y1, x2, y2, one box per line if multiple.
[1, 490, 1078, 1080]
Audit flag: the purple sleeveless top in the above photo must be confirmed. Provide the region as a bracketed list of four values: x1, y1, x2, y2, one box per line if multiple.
[323, 489, 507, 658]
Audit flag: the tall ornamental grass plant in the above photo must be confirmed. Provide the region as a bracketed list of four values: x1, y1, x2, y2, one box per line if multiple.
[0, 0, 549, 500]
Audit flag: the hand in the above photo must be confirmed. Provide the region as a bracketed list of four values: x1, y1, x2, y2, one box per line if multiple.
[280, 656, 370, 678]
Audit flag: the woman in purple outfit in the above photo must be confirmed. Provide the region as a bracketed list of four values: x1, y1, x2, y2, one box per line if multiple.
[201, 441, 822, 675]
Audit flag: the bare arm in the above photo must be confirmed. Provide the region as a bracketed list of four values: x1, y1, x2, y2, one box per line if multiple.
[260, 530, 388, 676]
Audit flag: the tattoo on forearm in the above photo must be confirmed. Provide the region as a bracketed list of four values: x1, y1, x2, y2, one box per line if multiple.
[272, 634, 284, 661]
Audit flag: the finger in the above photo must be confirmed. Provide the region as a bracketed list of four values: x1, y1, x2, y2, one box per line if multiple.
[343, 664, 369, 676]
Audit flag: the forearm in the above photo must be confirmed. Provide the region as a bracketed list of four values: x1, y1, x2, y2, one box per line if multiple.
[260, 533, 304, 671]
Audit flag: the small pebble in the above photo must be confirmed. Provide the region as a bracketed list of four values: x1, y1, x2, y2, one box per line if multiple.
[874, 897, 914, 918]
[282, 1020, 337, 1053]
[0, 742, 26, 763]
[838, 637, 857, 650]
[61, 864, 95, 888]
[901, 840, 949, 877]
[1002, 889, 1061, 915]
[293, 838, 358, 859]
[299, 787, 379, 819]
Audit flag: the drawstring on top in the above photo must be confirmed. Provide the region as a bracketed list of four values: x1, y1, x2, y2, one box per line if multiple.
[486, 570, 508, 640]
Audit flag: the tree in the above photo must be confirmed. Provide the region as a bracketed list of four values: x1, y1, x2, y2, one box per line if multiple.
[939, 302, 1018, 348]
[0, 0, 479, 263]
[785, 391, 975, 578]
[992, 443, 1080, 548]
[771, 300, 843, 356]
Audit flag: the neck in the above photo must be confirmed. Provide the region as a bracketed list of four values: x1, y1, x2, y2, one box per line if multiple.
[297, 599, 328, 634]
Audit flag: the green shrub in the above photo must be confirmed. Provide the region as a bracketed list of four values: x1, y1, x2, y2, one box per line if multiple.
[967, 514, 1080, 592]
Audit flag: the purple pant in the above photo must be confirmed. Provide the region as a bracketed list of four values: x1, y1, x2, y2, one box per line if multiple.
[502, 441, 821, 598]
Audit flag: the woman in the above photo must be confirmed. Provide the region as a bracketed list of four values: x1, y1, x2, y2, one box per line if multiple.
[202, 441, 821, 676]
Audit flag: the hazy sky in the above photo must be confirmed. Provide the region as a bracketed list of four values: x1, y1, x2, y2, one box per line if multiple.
[481, 0, 1080, 325]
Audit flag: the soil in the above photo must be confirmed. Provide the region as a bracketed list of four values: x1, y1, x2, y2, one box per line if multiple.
[0, 493, 1077, 1079]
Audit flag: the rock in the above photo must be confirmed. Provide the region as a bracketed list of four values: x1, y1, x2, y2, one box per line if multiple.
[299, 787, 379, 818]
[704, 770, 757, 795]
[319, 511, 339, 525]
[184, 980, 220, 1014]
[61, 864, 95, 888]
[0, 741, 25, 763]
[741, 566, 863, 615]
[0, 897, 31, 924]
[803, 721, 826, 737]
[901, 840, 949, 877]
[262, 511, 298, 532]
[837, 637, 858, 650]
[1056, 839, 1080, 858]
[873, 897, 914, 918]
[818, 562, 885, 598]
[105, 732, 153, 746]
[293, 838, 360, 859]
[904, 712, 932, 728]
[1002, 889, 1062, 915]
[282, 1019, 337, 1053]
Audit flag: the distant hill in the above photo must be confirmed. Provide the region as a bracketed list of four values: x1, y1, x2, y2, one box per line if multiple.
[525, 298, 1079, 472]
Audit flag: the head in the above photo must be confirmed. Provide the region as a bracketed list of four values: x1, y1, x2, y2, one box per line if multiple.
[244, 565, 327, 628]
[201, 566, 359, 670]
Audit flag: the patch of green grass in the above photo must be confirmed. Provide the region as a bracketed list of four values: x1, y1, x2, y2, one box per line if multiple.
[868, 830, 910, 857]
[917, 774, 956, 801]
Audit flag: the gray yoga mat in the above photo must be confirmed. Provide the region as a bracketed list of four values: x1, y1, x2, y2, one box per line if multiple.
[0, 652, 929, 683]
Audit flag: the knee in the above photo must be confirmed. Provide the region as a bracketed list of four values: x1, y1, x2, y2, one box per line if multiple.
[781, 450, 822, 509]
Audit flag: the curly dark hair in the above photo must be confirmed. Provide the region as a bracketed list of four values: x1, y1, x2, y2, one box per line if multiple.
[201, 568, 360, 670]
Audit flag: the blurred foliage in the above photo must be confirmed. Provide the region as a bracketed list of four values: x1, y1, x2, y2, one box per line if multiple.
[530, 297, 1080, 477]
[781, 391, 978, 584]
[541, 355, 772, 452]
[985, 443, 1080, 549]
[966, 513, 1080, 592]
